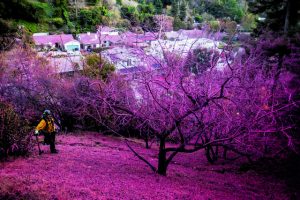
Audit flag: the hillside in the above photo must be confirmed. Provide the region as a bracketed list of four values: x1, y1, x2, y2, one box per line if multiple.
[0, 0, 250, 34]
[0, 133, 291, 199]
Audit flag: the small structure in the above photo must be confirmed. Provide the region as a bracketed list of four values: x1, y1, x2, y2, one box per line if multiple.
[97, 26, 119, 36]
[164, 29, 204, 40]
[37, 51, 84, 75]
[147, 38, 223, 59]
[78, 32, 122, 50]
[120, 32, 158, 48]
[77, 32, 100, 50]
[33, 34, 80, 52]
[102, 47, 146, 71]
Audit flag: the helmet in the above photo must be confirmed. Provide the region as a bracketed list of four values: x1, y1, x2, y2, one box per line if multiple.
[43, 110, 51, 116]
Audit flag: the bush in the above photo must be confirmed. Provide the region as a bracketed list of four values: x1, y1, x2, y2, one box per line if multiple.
[120, 5, 140, 26]
[50, 17, 64, 27]
[241, 13, 256, 32]
[194, 14, 203, 23]
[116, 0, 123, 5]
[77, 7, 108, 32]
[87, 0, 100, 5]
[208, 20, 220, 32]
[201, 12, 215, 22]
[173, 17, 186, 31]
[0, 99, 31, 159]
[83, 54, 115, 80]
[220, 19, 237, 36]
[185, 48, 220, 74]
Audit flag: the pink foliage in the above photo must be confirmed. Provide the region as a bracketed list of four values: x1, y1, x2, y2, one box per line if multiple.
[0, 34, 299, 176]
[70, 37, 299, 175]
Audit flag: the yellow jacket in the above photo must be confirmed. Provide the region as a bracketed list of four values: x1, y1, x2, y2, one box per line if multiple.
[36, 117, 55, 133]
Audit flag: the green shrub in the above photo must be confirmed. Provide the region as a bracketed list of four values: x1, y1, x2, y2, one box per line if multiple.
[241, 13, 256, 32]
[209, 20, 220, 32]
[201, 12, 215, 22]
[50, 17, 64, 27]
[121, 6, 140, 26]
[117, 0, 123, 5]
[0, 99, 31, 159]
[17, 20, 49, 33]
[194, 14, 203, 23]
[87, 0, 100, 5]
[173, 17, 186, 31]
[77, 7, 108, 32]
[83, 54, 115, 80]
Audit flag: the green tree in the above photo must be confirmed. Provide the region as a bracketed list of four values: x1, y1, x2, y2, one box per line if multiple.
[116, 0, 122, 5]
[171, 0, 179, 18]
[203, 0, 244, 22]
[83, 54, 115, 80]
[162, 0, 172, 6]
[173, 17, 186, 30]
[241, 13, 256, 31]
[247, 0, 300, 34]
[121, 6, 140, 26]
[154, 0, 163, 14]
[179, 0, 187, 21]
[78, 7, 108, 32]
[53, 0, 68, 19]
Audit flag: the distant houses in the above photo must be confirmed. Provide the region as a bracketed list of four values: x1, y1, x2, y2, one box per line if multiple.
[32, 29, 208, 52]
[78, 27, 121, 50]
[33, 33, 80, 52]
[32, 27, 226, 75]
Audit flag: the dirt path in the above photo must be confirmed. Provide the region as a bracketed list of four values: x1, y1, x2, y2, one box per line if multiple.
[0, 133, 290, 200]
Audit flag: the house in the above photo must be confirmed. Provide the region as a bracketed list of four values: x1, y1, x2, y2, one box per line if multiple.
[147, 38, 223, 59]
[180, 29, 205, 39]
[33, 34, 80, 52]
[78, 32, 122, 50]
[97, 26, 119, 36]
[101, 34, 122, 47]
[77, 32, 100, 50]
[102, 47, 148, 71]
[164, 31, 181, 40]
[164, 29, 205, 40]
[37, 51, 84, 75]
[119, 32, 158, 48]
[102, 46, 161, 77]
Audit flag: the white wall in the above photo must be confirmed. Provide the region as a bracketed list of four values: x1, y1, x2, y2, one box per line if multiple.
[64, 41, 81, 51]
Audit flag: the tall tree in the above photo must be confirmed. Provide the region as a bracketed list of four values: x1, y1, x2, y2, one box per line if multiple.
[171, 0, 179, 18]
[154, 0, 163, 14]
[247, 0, 300, 34]
[179, 0, 187, 21]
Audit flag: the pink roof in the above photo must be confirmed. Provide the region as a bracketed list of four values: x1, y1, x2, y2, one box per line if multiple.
[97, 26, 114, 33]
[120, 32, 158, 45]
[78, 33, 121, 45]
[101, 35, 121, 43]
[33, 34, 74, 45]
[78, 33, 99, 45]
[180, 29, 204, 38]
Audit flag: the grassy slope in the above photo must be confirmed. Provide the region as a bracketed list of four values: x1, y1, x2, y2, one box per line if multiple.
[16, 0, 53, 33]
[0, 132, 290, 200]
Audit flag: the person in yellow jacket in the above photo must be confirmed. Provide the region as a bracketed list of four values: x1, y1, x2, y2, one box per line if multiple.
[35, 110, 58, 153]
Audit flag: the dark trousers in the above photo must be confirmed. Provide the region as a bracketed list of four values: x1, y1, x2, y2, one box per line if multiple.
[43, 132, 56, 152]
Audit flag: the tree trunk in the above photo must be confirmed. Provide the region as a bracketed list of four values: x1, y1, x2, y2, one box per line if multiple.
[145, 133, 149, 149]
[157, 137, 167, 175]
[205, 145, 218, 164]
[284, 0, 291, 34]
